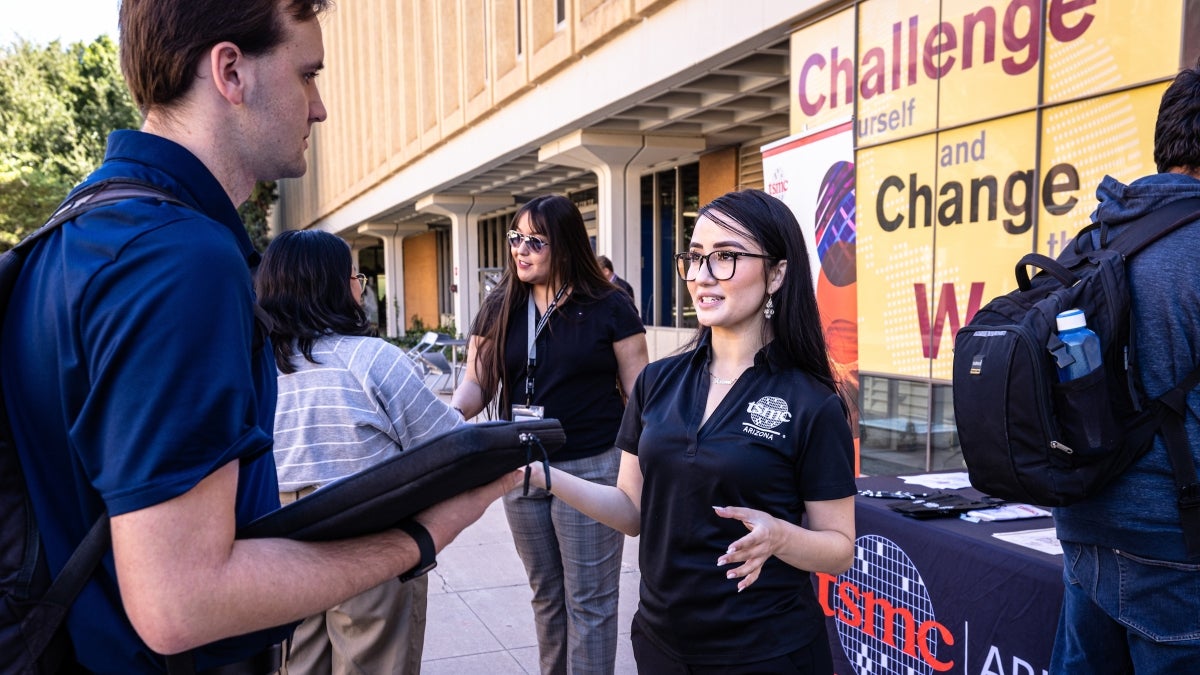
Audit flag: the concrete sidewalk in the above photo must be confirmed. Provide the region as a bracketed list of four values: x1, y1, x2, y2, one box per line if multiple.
[420, 497, 641, 674]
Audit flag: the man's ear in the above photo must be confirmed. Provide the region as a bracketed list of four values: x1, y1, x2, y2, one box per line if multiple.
[768, 259, 787, 295]
[208, 41, 247, 105]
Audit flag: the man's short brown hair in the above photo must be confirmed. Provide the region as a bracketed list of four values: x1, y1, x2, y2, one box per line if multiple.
[119, 0, 331, 115]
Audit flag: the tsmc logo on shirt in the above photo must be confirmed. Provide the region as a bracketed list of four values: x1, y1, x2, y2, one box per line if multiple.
[742, 396, 791, 439]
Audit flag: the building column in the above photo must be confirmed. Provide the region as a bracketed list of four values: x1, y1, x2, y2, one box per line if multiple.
[538, 131, 705, 302]
[415, 194, 514, 337]
[357, 221, 427, 337]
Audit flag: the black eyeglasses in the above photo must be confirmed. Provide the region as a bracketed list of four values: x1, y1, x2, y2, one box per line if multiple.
[507, 230, 549, 254]
[674, 250, 775, 281]
[353, 273, 367, 287]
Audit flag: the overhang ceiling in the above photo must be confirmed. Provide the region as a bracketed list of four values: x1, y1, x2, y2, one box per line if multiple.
[361, 36, 790, 232]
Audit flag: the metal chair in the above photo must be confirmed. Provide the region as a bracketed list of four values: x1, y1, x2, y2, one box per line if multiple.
[404, 331, 441, 362]
[417, 350, 456, 393]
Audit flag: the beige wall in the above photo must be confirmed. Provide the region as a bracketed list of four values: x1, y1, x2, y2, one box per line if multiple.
[698, 147, 738, 207]
[402, 232, 440, 330]
[280, 0, 678, 230]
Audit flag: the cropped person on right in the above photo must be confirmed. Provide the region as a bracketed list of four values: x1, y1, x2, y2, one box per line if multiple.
[525, 189, 856, 673]
[1051, 63, 1200, 673]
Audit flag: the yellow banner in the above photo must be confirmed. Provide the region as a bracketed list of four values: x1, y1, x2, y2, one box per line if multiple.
[1037, 82, 1168, 253]
[857, 133, 937, 377]
[930, 114, 1038, 379]
[856, 0, 941, 147]
[1044, 0, 1181, 103]
[935, 0, 1042, 128]
[793, 0, 1185, 384]
[791, 10, 856, 135]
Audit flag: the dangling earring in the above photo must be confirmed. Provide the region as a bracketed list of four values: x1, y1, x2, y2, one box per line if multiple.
[763, 297, 776, 319]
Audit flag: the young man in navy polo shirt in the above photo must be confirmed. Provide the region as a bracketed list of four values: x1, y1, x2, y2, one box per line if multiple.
[0, 1, 515, 672]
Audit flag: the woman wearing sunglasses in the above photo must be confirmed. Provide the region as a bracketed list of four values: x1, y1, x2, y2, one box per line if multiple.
[451, 195, 648, 675]
[257, 230, 467, 674]
[523, 189, 856, 673]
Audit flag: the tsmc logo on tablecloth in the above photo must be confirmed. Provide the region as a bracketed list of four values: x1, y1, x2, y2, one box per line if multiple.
[815, 535, 953, 674]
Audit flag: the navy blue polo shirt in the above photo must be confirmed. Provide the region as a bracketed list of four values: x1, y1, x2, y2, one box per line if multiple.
[1, 130, 290, 672]
[616, 339, 857, 665]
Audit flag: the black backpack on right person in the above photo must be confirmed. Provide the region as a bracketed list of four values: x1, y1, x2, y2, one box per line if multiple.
[951, 197, 1200, 560]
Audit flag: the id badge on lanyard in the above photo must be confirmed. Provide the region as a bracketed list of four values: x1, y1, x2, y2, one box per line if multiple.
[514, 285, 565, 421]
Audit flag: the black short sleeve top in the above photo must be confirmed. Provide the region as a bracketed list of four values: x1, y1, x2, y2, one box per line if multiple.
[616, 339, 856, 664]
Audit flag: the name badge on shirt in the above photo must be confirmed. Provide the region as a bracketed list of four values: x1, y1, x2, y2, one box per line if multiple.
[511, 404, 545, 422]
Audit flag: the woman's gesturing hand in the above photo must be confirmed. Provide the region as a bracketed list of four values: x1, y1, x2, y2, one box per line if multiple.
[713, 505, 782, 592]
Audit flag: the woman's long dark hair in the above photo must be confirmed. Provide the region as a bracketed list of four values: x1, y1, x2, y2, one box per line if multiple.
[256, 229, 373, 374]
[469, 194, 614, 413]
[691, 189, 837, 393]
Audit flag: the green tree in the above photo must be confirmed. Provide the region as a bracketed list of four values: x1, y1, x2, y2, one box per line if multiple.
[0, 36, 138, 249]
[0, 36, 278, 251]
[239, 181, 278, 253]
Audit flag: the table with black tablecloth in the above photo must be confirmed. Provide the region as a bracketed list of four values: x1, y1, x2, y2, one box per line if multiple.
[818, 473, 1064, 675]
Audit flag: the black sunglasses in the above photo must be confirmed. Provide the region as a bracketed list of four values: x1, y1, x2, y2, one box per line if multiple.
[507, 230, 549, 254]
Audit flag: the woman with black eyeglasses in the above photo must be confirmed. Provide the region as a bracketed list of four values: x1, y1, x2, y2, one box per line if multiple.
[523, 189, 857, 673]
[451, 194, 648, 675]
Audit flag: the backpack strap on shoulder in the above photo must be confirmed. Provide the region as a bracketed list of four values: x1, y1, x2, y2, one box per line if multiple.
[1097, 197, 1200, 259]
[18, 515, 110, 661]
[1151, 363, 1200, 560]
[15, 177, 187, 254]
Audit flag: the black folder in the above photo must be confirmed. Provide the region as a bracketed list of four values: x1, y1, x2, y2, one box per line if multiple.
[238, 419, 565, 541]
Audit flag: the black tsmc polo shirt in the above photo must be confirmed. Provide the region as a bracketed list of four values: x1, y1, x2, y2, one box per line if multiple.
[616, 340, 856, 665]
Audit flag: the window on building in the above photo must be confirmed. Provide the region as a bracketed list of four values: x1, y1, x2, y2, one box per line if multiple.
[640, 163, 699, 328]
[555, 0, 566, 26]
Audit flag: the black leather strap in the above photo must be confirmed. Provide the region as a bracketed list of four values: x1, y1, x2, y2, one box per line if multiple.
[396, 520, 437, 582]
[165, 643, 282, 675]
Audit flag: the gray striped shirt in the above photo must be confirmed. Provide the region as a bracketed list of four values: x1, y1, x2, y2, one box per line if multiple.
[273, 334, 462, 491]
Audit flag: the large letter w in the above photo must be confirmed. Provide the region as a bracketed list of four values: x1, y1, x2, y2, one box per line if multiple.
[914, 282, 985, 359]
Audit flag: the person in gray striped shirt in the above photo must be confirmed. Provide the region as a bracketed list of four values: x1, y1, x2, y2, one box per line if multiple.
[258, 229, 464, 674]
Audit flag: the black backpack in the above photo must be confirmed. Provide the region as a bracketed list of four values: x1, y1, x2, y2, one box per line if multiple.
[0, 178, 182, 674]
[952, 198, 1200, 560]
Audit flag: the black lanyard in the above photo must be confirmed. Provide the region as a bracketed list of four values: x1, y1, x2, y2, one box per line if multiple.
[525, 284, 567, 404]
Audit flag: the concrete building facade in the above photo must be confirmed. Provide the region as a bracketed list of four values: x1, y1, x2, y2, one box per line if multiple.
[276, 0, 1199, 474]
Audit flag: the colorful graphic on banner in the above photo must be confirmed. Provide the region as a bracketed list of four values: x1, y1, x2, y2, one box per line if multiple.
[762, 122, 859, 455]
[1037, 82, 1168, 253]
[857, 133, 937, 378]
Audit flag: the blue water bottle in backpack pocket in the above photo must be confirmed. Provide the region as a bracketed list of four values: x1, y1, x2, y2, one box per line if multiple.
[1050, 308, 1115, 456]
[1055, 309, 1102, 382]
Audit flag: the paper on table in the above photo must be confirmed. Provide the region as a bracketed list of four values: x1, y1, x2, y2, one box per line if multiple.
[962, 503, 1052, 522]
[899, 472, 973, 490]
[992, 528, 1063, 556]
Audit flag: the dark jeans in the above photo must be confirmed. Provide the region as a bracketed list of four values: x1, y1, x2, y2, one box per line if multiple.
[1051, 541, 1200, 674]
[630, 616, 833, 674]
